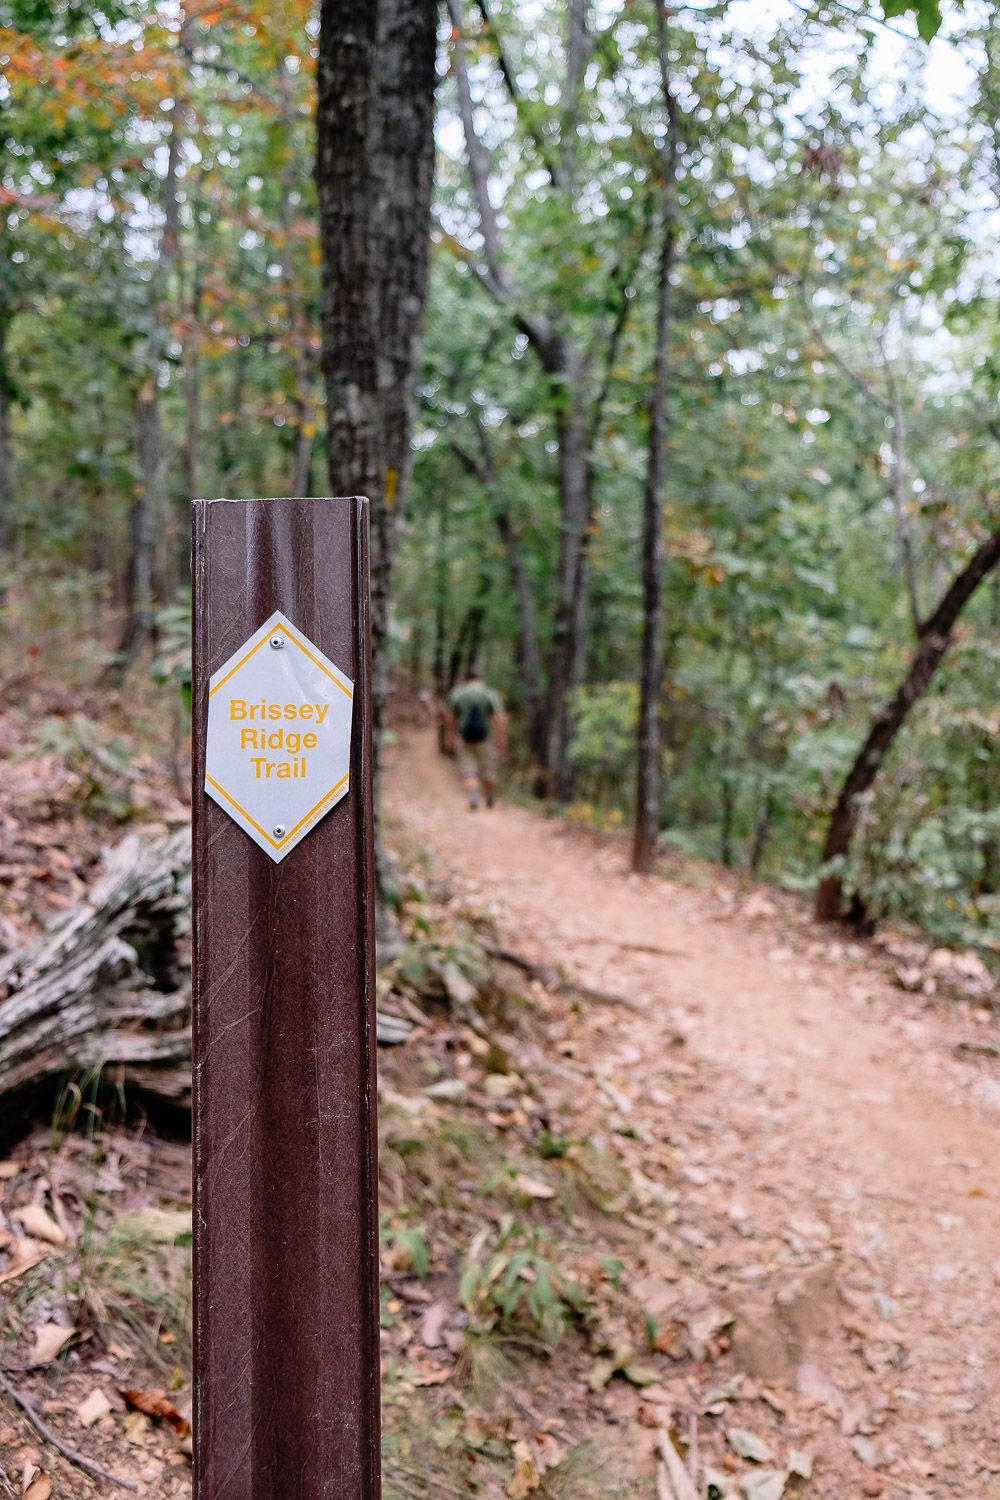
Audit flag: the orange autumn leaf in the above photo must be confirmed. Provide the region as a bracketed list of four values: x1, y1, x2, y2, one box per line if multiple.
[121, 1389, 190, 1437]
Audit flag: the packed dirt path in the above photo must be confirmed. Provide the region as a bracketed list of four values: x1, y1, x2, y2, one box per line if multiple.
[388, 728, 1000, 1499]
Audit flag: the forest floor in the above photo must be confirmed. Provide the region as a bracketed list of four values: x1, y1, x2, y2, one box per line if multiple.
[2, 699, 1000, 1498]
[382, 726, 1000, 1499]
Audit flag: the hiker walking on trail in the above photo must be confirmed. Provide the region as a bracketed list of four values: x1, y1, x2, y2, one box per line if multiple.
[447, 669, 507, 810]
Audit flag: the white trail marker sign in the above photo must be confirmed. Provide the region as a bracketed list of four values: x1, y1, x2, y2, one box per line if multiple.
[203, 608, 354, 862]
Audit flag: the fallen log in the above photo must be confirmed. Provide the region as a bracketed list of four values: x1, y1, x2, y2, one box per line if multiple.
[0, 830, 193, 1112]
[0, 829, 411, 1119]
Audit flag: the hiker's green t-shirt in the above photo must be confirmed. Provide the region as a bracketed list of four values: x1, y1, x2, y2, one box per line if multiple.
[448, 682, 502, 740]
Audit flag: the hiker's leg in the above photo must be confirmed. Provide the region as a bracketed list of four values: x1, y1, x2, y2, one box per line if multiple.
[457, 744, 480, 809]
[480, 741, 498, 808]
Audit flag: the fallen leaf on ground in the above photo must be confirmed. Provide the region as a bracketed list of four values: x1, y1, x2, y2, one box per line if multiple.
[12, 1205, 66, 1247]
[120, 1207, 192, 1243]
[419, 1299, 450, 1348]
[23, 1475, 52, 1500]
[122, 1410, 148, 1446]
[29, 1322, 75, 1365]
[729, 1428, 773, 1463]
[512, 1174, 556, 1200]
[121, 1389, 190, 1437]
[507, 1439, 541, 1497]
[409, 1363, 454, 1387]
[657, 1430, 699, 1500]
[0, 1243, 49, 1286]
[740, 1472, 787, 1500]
[76, 1389, 113, 1428]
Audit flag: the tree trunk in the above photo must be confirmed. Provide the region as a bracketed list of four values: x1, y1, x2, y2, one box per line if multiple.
[494, 505, 546, 761]
[115, 387, 159, 667]
[278, 70, 317, 501]
[816, 519, 1000, 921]
[114, 99, 183, 667]
[370, 0, 439, 740]
[0, 305, 12, 563]
[317, 0, 437, 771]
[632, 27, 679, 873]
[316, 1, 381, 505]
[546, 349, 593, 800]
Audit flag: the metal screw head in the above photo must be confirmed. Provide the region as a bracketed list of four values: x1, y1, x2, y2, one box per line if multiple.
[272, 824, 286, 839]
[269, 634, 285, 649]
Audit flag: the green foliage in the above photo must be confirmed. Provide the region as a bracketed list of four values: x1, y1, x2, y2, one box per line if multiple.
[2, 0, 997, 953]
[881, 0, 945, 42]
[459, 1217, 586, 1346]
[34, 713, 136, 821]
[380, 1212, 431, 1279]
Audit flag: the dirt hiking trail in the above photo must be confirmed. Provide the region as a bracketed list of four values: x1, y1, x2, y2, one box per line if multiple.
[388, 727, 1000, 1499]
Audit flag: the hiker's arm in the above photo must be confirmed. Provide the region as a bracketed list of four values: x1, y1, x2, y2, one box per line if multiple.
[441, 708, 457, 755]
[493, 711, 508, 757]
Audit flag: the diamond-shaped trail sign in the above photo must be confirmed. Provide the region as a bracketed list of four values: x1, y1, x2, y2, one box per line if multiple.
[204, 609, 354, 862]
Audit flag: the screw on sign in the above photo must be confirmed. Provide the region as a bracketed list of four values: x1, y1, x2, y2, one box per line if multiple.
[192, 497, 380, 1500]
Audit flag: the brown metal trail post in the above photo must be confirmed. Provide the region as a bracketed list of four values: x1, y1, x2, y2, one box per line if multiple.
[191, 497, 380, 1499]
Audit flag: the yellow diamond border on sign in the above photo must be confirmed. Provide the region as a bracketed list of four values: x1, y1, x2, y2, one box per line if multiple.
[203, 609, 354, 862]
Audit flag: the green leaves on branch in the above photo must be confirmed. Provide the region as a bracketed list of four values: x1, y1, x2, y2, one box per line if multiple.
[880, 0, 945, 41]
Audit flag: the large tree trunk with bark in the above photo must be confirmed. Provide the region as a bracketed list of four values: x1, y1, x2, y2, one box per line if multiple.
[370, 0, 439, 738]
[815, 519, 1000, 921]
[317, 0, 438, 913]
[317, 0, 437, 729]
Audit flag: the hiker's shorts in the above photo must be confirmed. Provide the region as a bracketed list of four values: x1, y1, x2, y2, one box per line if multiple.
[457, 739, 498, 782]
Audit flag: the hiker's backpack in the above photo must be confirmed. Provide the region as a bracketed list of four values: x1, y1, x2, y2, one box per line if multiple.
[460, 701, 490, 744]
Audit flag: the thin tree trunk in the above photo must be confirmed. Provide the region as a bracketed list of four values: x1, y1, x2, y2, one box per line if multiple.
[546, 353, 593, 799]
[632, 12, 679, 874]
[0, 305, 12, 562]
[278, 70, 317, 500]
[451, 426, 546, 759]
[494, 505, 546, 760]
[433, 493, 448, 698]
[882, 346, 922, 637]
[117, 388, 158, 665]
[114, 98, 183, 666]
[816, 519, 1000, 920]
[448, 0, 594, 798]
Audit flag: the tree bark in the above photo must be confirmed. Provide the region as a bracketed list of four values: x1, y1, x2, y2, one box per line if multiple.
[632, 13, 679, 874]
[116, 387, 159, 667]
[114, 96, 184, 668]
[0, 304, 12, 562]
[816, 518, 1000, 921]
[317, 0, 438, 893]
[316, 2, 381, 505]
